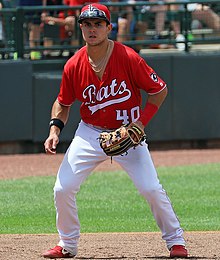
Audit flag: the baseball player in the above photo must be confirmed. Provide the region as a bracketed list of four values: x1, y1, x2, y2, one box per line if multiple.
[43, 3, 188, 258]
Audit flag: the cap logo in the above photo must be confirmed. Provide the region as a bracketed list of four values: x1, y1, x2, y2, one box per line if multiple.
[78, 4, 110, 24]
[86, 5, 106, 18]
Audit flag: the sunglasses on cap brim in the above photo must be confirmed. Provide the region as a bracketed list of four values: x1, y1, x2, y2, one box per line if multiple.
[78, 9, 110, 24]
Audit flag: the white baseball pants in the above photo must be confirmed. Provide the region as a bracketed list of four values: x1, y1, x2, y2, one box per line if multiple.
[54, 121, 185, 255]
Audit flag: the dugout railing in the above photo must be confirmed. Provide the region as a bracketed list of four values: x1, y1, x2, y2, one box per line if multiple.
[0, 0, 220, 60]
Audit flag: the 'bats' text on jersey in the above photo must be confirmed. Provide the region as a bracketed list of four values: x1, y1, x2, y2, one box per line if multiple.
[58, 41, 166, 129]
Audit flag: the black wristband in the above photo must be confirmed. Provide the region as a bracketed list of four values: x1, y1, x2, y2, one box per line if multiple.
[49, 118, 65, 132]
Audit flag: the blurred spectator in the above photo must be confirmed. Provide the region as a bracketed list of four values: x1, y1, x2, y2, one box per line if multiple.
[0, 0, 16, 58]
[149, 1, 220, 50]
[149, 0, 185, 50]
[0, 1, 4, 58]
[41, 0, 98, 58]
[63, 0, 99, 49]
[0, 0, 11, 7]
[0, 0, 12, 46]
[41, 0, 75, 44]
[41, 0, 66, 57]
[106, 0, 134, 42]
[188, 3, 220, 31]
[0, 2, 4, 45]
[18, 0, 44, 59]
[101, 0, 147, 52]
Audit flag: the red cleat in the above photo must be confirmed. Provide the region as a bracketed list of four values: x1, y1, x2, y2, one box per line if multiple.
[42, 245, 76, 258]
[170, 245, 188, 258]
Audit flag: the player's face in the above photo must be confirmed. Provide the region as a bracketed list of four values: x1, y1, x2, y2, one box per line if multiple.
[80, 19, 112, 46]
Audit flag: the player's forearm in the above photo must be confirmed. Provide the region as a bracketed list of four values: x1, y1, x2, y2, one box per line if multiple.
[139, 87, 168, 126]
[51, 100, 70, 124]
[147, 86, 168, 108]
[49, 100, 70, 135]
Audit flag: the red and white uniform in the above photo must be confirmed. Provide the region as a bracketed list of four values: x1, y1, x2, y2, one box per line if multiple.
[54, 42, 185, 256]
[57, 42, 166, 129]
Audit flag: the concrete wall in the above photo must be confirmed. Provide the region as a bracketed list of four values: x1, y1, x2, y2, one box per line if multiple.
[0, 53, 220, 152]
[146, 53, 220, 141]
[0, 61, 33, 141]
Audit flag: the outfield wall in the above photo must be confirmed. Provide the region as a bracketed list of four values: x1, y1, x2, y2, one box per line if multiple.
[0, 52, 219, 152]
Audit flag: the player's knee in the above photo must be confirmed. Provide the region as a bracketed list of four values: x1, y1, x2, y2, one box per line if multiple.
[138, 184, 162, 199]
[54, 182, 79, 198]
[138, 187, 153, 198]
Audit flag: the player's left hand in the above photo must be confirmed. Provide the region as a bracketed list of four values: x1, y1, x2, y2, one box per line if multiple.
[99, 121, 146, 157]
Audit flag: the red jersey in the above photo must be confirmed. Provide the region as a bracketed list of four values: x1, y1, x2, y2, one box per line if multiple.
[58, 42, 166, 129]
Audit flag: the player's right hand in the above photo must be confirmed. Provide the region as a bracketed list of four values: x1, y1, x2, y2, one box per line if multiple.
[44, 134, 59, 155]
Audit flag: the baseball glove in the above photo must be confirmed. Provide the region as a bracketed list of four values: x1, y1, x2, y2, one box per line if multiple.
[99, 122, 146, 157]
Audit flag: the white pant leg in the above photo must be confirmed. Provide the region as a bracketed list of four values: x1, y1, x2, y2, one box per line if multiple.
[114, 143, 185, 249]
[54, 121, 107, 254]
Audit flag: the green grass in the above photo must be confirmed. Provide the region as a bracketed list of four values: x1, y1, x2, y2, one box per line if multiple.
[0, 163, 219, 234]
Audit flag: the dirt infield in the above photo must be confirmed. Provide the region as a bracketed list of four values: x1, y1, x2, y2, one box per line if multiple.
[1, 149, 220, 179]
[1, 232, 220, 259]
[1, 149, 220, 259]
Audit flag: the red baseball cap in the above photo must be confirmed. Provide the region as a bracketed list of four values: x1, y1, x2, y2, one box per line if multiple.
[78, 3, 111, 24]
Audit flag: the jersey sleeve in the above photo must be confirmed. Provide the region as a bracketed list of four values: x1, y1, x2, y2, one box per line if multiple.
[57, 64, 76, 106]
[133, 58, 167, 95]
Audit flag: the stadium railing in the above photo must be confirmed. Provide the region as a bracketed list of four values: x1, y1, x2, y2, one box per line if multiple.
[0, 0, 220, 60]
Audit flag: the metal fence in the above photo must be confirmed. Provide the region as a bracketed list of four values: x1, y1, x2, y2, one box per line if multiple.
[0, 0, 220, 59]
